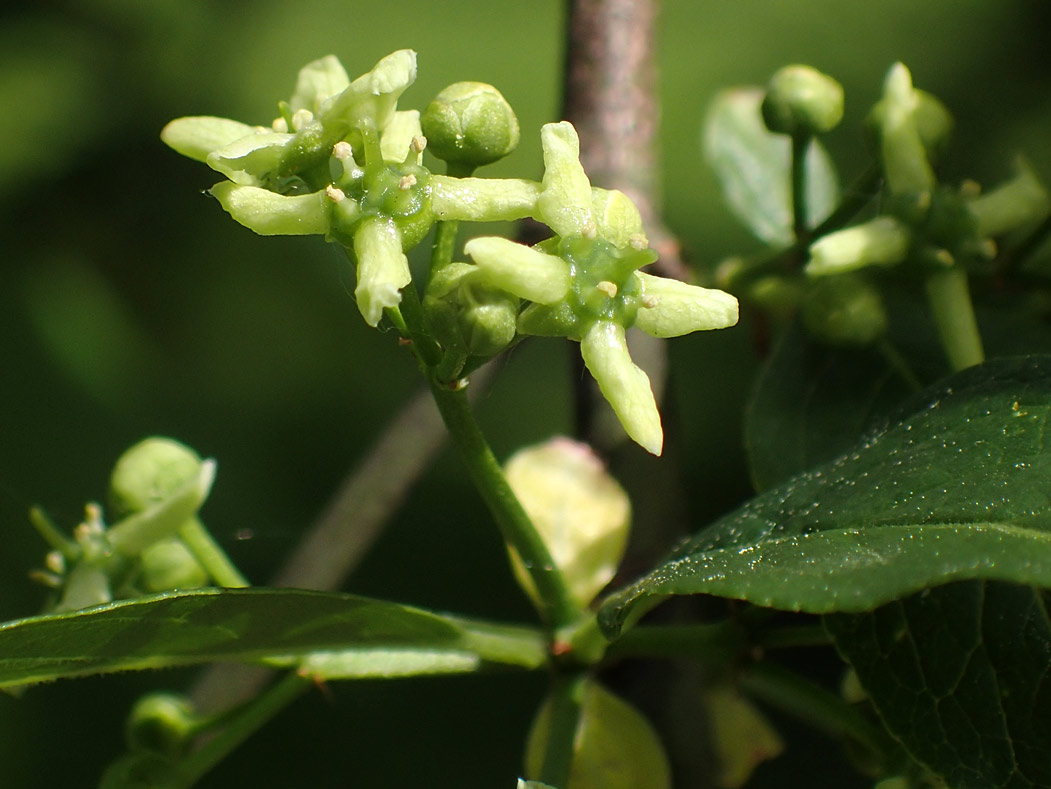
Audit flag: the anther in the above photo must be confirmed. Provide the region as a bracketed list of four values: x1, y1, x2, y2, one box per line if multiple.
[596, 280, 618, 298]
[642, 295, 660, 309]
[332, 141, 353, 160]
[325, 185, 346, 202]
[399, 174, 418, 190]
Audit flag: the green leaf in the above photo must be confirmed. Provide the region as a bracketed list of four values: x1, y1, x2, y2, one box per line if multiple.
[0, 588, 546, 688]
[744, 322, 915, 491]
[599, 355, 1051, 637]
[703, 87, 839, 245]
[826, 581, 1051, 788]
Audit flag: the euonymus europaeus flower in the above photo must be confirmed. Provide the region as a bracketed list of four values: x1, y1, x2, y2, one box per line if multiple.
[29, 438, 216, 611]
[466, 122, 739, 454]
[163, 53, 739, 455]
[162, 50, 537, 326]
[806, 63, 1050, 278]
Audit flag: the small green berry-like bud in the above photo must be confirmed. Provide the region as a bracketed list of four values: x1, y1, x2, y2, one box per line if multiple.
[801, 274, 888, 346]
[421, 82, 520, 169]
[761, 65, 844, 136]
[138, 537, 209, 592]
[109, 438, 203, 517]
[126, 693, 198, 759]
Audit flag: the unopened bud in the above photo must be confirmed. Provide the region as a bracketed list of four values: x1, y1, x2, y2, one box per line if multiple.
[802, 274, 888, 346]
[109, 438, 203, 518]
[421, 82, 520, 168]
[761, 65, 844, 136]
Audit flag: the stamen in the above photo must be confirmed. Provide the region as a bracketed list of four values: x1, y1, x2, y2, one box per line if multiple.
[272, 118, 289, 133]
[597, 280, 618, 298]
[45, 551, 66, 575]
[411, 136, 427, 154]
[332, 141, 353, 160]
[582, 222, 598, 240]
[326, 185, 347, 202]
[399, 174, 418, 190]
[291, 108, 314, 131]
[642, 295, 660, 309]
[628, 233, 648, 251]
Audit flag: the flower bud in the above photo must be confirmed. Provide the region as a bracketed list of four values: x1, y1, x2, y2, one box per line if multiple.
[504, 437, 631, 608]
[805, 215, 909, 276]
[801, 274, 888, 346]
[761, 65, 844, 136]
[109, 437, 204, 518]
[525, 680, 671, 789]
[125, 693, 198, 759]
[421, 82, 520, 169]
[138, 537, 209, 592]
[423, 262, 519, 358]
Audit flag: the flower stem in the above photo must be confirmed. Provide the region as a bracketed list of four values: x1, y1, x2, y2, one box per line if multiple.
[537, 671, 588, 788]
[173, 672, 310, 788]
[791, 133, 812, 243]
[178, 518, 249, 588]
[428, 380, 582, 629]
[924, 267, 985, 371]
[738, 662, 896, 771]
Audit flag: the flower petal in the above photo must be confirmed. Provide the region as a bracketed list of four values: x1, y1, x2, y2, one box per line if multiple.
[537, 121, 593, 237]
[321, 49, 417, 134]
[581, 321, 663, 455]
[464, 236, 571, 304]
[353, 216, 412, 326]
[633, 273, 739, 338]
[210, 182, 330, 235]
[161, 116, 258, 164]
[380, 110, 424, 163]
[805, 215, 909, 276]
[206, 130, 294, 185]
[289, 55, 351, 115]
[430, 176, 540, 222]
[592, 188, 646, 248]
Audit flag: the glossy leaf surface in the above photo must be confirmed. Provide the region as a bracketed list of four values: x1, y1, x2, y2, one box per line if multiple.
[600, 356, 1051, 637]
[0, 587, 546, 688]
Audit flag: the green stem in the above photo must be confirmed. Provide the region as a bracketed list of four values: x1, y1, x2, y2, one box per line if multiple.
[603, 622, 741, 662]
[924, 267, 985, 371]
[428, 381, 581, 629]
[178, 518, 249, 588]
[172, 672, 310, 788]
[538, 671, 588, 787]
[431, 218, 460, 274]
[791, 133, 812, 243]
[738, 662, 895, 771]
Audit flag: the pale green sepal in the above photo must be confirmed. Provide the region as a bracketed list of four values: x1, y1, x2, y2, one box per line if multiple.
[380, 110, 423, 163]
[591, 188, 645, 249]
[206, 130, 293, 185]
[353, 216, 412, 326]
[969, 159, 1051, 238]
[210, 182, 330, 236]
[160, 117, 258, 164]
[465, 236, 571, 304]
[805, 215, 910, 276]
[581, 321, 663, 455]
[633, 272, 740, 338]
[879, 63, 935, 195]
[537, 121, 593, 237]
[321, 49, 417, 134]
[430, 176, 541, 222]
[289, 55, 351, 115]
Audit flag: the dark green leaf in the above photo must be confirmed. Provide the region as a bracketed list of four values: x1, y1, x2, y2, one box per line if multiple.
[744, 322, 916, 490]
[703, 87, 839, 245]
[0, 588, 546, 688]
[826, 581, 1051, 789]
[600, 356, 1051, 637]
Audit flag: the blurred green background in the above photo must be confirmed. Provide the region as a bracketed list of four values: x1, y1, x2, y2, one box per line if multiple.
[2, 1, 1050, 786]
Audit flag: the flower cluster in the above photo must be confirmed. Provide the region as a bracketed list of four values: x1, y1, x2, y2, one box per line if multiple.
[163, 51, 739, 455]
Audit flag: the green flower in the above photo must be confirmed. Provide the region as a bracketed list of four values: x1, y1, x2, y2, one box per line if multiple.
[163, 51, 540, 327]
[465, 122, 739, 455]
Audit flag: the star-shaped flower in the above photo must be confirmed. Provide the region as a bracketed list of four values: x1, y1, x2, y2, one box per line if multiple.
[465, 122, 739, 455]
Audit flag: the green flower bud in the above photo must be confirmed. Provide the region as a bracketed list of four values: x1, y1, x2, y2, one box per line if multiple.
[745, 274, 803, 319]
[806, 215, 910, 276]
[761, 65, 844, 136]
[968, 159, 1051, 238]
[125, 693, 199, 759]
[504, 437, 631, 608]
[525, 680, 671, 789]
[109, 438, 203, 518]
[421, 82, 520, 169]
[801, 274, 888, 346]
[423, 262, 519, 358]
[138, 537, 209, 592]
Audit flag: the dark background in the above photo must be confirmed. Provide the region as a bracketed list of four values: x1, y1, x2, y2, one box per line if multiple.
[2, 1, 1050, 786]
